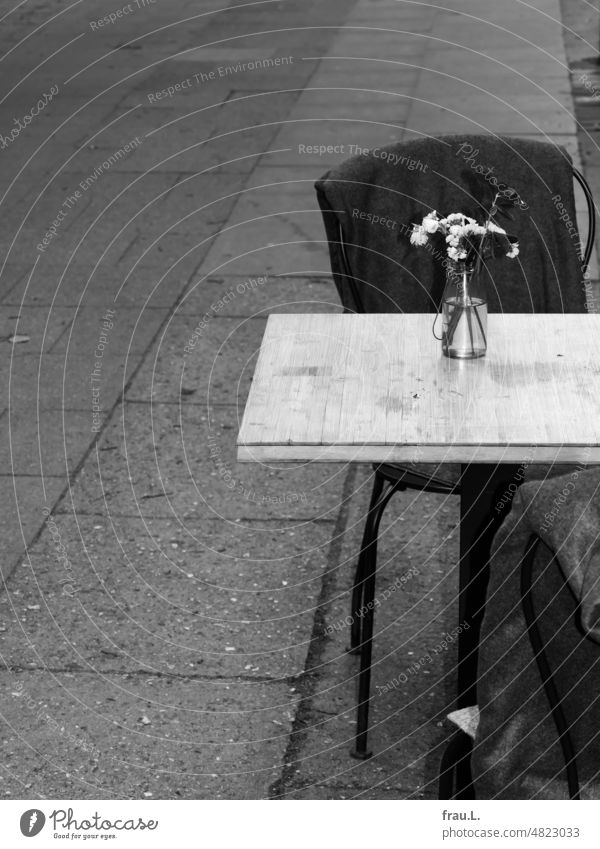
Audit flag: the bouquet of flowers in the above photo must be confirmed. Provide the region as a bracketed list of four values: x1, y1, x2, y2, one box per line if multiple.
[410, 189, 523, 357]
[410, 189, 521, 270]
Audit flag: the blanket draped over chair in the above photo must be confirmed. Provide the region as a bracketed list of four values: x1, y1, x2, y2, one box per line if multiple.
[473, 468, 600, 799]
[316, 135, 585, 314]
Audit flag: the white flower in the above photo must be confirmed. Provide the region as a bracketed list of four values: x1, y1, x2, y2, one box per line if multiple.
[422, 211, 440, 234]
[410, 225, 429, 246]
[466, 223, 486, 237]
[410, 207, 521, 265]
[447, 246, 467, 261]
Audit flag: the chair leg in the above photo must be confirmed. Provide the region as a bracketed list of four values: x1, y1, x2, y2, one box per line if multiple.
[520, 534, 581, 800]
[348, 471, 386, 654]
[439, 730, 474, 799]
[351, 479, 400, 759]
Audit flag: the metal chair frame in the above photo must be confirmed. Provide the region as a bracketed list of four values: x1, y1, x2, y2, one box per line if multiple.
[519, 534, 581, 800]
[320, 162, 596, 780]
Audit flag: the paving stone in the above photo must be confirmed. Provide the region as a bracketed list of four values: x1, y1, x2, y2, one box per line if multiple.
[124, 314, 262, 405]
[198, 189, 330, 278]
[422, 47, 572, 82]
[307, 66, 423, 92]
[1, 513, 334, 679]
[1, 409, 94, 476]
[179, 274, 339, 316]
[4, 352, 134, 415]
[4, 170, 242, 264]
[5, 160, 176, 230]
[196, 239, 333, 277]
[63, 400, 352, 521]
[405, 105, 574, 137]
[0, 670, 297, 799]
[0, 306, 73, 356]
[49, 305, 168, 357]
[275, 488, 460, 798]
[77, 114, 279, 175]
[0, 475, 67, 582]
[2, 250, 202, 308]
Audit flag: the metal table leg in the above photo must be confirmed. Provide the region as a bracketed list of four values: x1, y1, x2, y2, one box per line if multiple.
[439, 462, 521, 799]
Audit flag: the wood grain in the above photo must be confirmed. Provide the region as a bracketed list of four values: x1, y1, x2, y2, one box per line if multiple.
[237, 314, 600, 464]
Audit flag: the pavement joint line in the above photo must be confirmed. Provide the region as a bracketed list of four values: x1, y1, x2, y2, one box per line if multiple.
[50, 512, 338, 524]
[0, 474, 67, 479]
[292, 778, 429, 793]
[44, 317, 76, 354]
[0, 409, 95, 414]
[267, 463, 358, 800]
[2, 665, 302, 685]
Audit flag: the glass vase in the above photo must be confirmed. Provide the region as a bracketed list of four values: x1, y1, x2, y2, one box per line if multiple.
[442, 261, 487, 359]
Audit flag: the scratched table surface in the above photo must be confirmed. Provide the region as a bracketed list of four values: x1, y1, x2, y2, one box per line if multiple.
[237, 314, 600, 465]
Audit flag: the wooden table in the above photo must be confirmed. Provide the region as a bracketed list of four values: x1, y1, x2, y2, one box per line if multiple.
[238, 313, 600, 465]
[237, 313, 600, 795]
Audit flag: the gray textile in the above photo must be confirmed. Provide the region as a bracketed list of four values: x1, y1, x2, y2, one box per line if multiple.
[315, 135, 587, 486]
[473, 467, 600, 799]
[315, 135, 586, 314]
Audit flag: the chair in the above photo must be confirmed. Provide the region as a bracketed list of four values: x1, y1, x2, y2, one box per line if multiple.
[315, 134, 596, 769]
[472, 470, 600, 799]
[520, 535, 581, 799]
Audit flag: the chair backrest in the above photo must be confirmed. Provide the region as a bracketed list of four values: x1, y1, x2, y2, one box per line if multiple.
[315, 135, 595, 315]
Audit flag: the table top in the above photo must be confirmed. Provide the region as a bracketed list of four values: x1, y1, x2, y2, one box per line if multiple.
[237, 314, 600, 464]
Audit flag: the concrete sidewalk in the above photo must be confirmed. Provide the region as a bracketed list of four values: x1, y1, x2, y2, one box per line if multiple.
[0, 0, 597, 800]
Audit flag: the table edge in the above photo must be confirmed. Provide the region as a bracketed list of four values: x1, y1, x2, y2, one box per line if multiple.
[237, 444, 600, 464]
